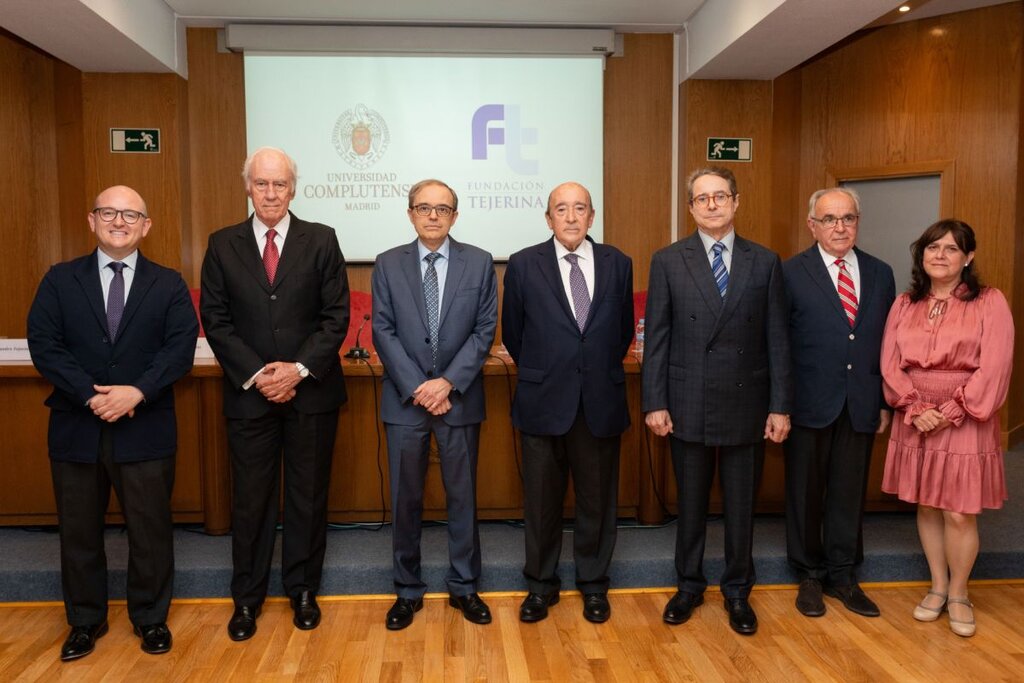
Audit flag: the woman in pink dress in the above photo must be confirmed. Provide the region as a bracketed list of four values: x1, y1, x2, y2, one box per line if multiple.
[881, 219, 1013, 638]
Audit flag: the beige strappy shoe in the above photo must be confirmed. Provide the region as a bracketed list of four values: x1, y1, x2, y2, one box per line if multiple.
[947, 597, 975, 637]
[912, 590, 947, 622]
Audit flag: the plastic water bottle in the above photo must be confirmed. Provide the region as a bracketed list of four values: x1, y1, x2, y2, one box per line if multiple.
[635, 318, 645, 355]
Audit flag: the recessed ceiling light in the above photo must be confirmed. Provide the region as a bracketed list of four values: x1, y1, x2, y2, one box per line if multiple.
[898, 5, 911, 12]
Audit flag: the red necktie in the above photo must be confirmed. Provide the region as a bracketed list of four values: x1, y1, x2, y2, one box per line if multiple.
[263, 228, 279, 285]
[835, 258, 858, 327]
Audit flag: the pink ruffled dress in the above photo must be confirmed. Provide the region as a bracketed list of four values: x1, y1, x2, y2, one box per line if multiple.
[881, 286, 1014, 513]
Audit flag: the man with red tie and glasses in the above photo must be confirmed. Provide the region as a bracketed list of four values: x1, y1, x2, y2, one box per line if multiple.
[782, 187, 895, 620]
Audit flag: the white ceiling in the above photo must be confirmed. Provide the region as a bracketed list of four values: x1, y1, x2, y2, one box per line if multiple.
[0, 0, 1014, 79]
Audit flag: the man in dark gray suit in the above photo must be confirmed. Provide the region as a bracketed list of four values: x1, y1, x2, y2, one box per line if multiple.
[372, 179, 498, 630]
[201, 147, 350, 641]
[642, 166, 792, 635]
[783, 188, 895, 618]
[502, 182, 634, 624]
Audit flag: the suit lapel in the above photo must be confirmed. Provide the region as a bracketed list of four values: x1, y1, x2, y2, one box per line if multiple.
[681, 233, 723, 315]
[115, 253, 157, 343]
[229, 218, 271, 293]
[851, 247, 875, 331]
[537, 238, 578, 329]
[400, 239, 431, 331]
[710, 235, 751, 341]
[271, 214, 310, 292]
[439, 238, 467, 328]
[74, 250, 109, 337]
[801, 245, 849, 325]
[582, 241, 609, 333]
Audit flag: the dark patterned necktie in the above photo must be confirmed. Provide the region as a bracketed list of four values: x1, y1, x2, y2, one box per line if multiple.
[565, 253, 590, 331]
[712, 242, 729, 298]
[107, 261, 126, 340]
[263, 228, 279, 285]
[424, 252, 442, 369]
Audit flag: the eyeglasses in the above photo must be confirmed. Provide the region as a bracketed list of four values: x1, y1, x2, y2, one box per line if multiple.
[690, 192, 735, 208]
[552, 203, 591, 218]
[92, 207, 146, 224]
[411, 204, 455, 217]
[811, 214, 859, 229]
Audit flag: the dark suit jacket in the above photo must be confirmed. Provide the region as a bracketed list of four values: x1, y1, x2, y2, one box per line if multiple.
[372, 237, 497, 426]
[502, 236, 634, 438]
[200, 213, 349, 418]
[27, 250, 199, 463]
[641, 231, 792, 446]
[783, 244, 896, 433]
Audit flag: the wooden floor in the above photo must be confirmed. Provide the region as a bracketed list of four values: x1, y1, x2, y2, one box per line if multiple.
[2, 583, 1023, 682]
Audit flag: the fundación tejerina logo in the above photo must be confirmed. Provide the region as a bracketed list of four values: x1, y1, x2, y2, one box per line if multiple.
[332, 104, 390, 169]
[471, 104, 539, 175]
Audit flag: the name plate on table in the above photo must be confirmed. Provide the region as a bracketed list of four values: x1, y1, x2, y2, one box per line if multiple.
[0, 339, 31, 361]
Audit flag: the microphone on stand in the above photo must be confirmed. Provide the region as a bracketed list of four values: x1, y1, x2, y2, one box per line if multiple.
[344, 313, 372, 359]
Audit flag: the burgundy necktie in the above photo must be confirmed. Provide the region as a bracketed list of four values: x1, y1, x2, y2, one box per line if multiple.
[835, 258, 858, 327]
[263, 228, 279, 285]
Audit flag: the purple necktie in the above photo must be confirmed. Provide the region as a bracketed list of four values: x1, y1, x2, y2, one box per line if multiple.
[565, 253, 590, 331]
[107, 261, 126, 340]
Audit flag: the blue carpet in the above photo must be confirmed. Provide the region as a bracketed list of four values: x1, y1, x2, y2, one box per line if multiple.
[3, 448, 1021, 602]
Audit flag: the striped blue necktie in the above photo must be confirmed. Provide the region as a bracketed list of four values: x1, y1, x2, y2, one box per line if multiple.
[711, 242, 728, 298]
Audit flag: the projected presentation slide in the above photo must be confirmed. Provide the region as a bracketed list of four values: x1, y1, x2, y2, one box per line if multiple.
[244, 54, 604, 261]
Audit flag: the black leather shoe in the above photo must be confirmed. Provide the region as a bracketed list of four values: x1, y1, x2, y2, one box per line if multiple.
[796, 578, 826, 617]
[133, 623, 172, 654]
[582, 593, 611, 623]
[662, 591, 703, 625]
[60, 622, 108, 661]
[227, 605, 260, 641]
[291, 591, 321, 630]
[449, 593, 492, 625]
[724, 597, 758, 635]
[824, 583, 880, 617]
[386, 597, 423, 630]
[519, 592, 559, 623]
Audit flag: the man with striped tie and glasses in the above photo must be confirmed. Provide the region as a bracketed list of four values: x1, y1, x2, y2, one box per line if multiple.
[642, 167, 792, 635]
[782, 188, 895, 620]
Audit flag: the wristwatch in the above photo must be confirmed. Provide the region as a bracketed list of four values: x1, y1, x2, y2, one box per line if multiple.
[295, 362, 310, 379]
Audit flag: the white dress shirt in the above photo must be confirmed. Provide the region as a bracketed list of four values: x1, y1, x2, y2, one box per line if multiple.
[697, 229, 735, 272]
[818, 244, 861, 297]
[97, 248, 139, 308]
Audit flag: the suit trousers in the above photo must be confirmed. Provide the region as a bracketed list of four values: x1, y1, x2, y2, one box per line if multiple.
[784, 405, 874, 585]
[670, 437, 764, 598]
[50, 426, 175, 627]
[227, 404, 339, 606]
[521, 407, 621, 596]
[386, 419, 481, 599]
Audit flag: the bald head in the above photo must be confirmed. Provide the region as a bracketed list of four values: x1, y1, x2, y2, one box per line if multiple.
[88, 185, 152, 260]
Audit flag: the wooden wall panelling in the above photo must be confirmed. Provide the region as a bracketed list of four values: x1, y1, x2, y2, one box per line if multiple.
[53, 61, 89, 264]
[0, 31, 61, 338]
[604, 33, 674, 293]
[80, 73, 188, 272]
[185, 27, 248, 288]
[0, 378, 57, 521]
[769, 69, 803, 259]
[679, 79, 775, 248]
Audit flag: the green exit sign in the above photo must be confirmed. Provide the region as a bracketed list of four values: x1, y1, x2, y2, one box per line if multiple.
[110, 128, 160, 153]
[707, 137, 752, 162]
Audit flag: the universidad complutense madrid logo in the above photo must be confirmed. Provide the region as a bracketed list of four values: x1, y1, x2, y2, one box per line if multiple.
[332, 104, 390, 169]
